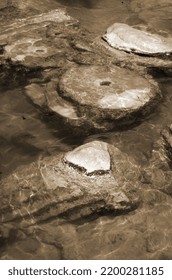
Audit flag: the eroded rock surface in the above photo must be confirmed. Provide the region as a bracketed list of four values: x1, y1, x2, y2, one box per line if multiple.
[64, 141, 110, 175]
[0, 141, 140, 226]
[140, 124, 172, 196]
[60, 65, 160, 116]
[1, 134, 172, 260]
[103, 23, 172, 56]
[0, 3, 168, 133]
[161, 124, 172, 160]
[25, 65, 161, 132]
[0, 1, 172, 260]
[96, 20, 172, 75]
[0, 9, 75, 68]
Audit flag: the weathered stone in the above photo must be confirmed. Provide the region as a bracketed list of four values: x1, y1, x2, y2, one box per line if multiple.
[64, 141, 110, 175]
[45, 81, 79, 120]
[95, 36, 172, 75]
[0, 0, 61, 14]
[25, 65, 161, 132]
[95, 20, 172, 75]
[58, 65, 160, 130]
[141, 125, 172, 196]
[161, 125, 172, 160]
[0, 9, 73, 65]
[0, 141, 140, 225]
[25, 83, 47, 107]
[103, 23, 172, 56]
[0, 6, 166, 135]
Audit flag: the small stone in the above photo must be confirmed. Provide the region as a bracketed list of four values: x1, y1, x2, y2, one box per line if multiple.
[64, 141, 110, 175]
[45, 82, 78, 120]
[103, 23, 172, 55]
[25, 83, 46, 107]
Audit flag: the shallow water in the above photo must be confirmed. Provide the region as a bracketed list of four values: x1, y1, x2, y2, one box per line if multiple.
[0, 0, 172, 259]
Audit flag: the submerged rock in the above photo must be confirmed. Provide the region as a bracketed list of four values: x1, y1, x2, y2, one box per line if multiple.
[103, 23, 172, 56]
[130, 0, 172, 35]
[59, 65, 160, 130]
[0, 5, 166, 134]
[25, 65, 160, 132]
[161, 125, 172, 161]
[0, 141, 140, 225]
[141, 124, 172, 196]
[97, 22, 172, 75]
[0, 9, 74, 67]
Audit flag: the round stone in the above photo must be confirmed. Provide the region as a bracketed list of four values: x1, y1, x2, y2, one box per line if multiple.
[103, 23, 172, 55]
[59, 65, 159, 124]
[64, 141, 110, 175]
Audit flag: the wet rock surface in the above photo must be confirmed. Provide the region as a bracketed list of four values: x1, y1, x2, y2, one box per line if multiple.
[25, 65, 161, 132]
[0, 0, 172, 260]
[161, 125, 172, 160]
[0, 1, 167, 132]
[103, 23, 172, 56]
[0, 9, 75, 68]
[60, 65, 160, 122]
[0, 141, 140, 225]
[1, 135, 172, 260]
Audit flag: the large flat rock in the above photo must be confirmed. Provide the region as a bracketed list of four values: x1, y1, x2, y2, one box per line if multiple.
[103, 23, 172, 56]
[0, 9, 73, 67]
[25, 65, 161, 132]
[1, 134, 172, 260]
[0, 5, 168, 135]
[0, 141, 140, 225]
[58, 65, 160, 130]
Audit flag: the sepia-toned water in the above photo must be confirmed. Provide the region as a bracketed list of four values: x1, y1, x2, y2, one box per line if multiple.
[0, 0, 172, 259]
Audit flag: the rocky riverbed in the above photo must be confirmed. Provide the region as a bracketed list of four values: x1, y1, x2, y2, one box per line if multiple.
[0, 0, 172, 260]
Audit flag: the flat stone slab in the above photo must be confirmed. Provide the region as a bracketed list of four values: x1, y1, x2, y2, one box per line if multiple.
[64, 141, 110, 175]
[1, 9, 72, 61]
[0, 141, 140, 225]
[25, 65, 161, 132]
[1, 137, 172, 260]
[58, 65, 160, 130]
[103, 23, 172, 56]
